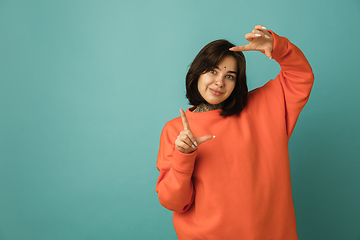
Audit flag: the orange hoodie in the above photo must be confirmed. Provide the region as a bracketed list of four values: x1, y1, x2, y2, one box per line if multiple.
[156, 31, 314, 240]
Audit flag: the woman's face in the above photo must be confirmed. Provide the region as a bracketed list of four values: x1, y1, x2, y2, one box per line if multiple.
[197, 56, 237, 105]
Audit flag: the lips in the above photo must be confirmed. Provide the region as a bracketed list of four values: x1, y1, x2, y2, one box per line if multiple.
[210, 88, 224, 96]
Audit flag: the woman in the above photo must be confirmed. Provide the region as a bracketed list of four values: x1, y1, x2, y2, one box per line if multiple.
[156, 25, 314, 239]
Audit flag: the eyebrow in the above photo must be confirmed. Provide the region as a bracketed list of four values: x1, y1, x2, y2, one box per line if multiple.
[214, 66, 237, 75]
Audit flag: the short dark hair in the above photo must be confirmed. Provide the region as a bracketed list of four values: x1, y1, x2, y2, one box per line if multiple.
[186, 39, 248, 117]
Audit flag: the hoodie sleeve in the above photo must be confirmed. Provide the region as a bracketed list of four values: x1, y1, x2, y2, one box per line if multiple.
[155, 121, 197, 213]
[268, 30, 314, 137]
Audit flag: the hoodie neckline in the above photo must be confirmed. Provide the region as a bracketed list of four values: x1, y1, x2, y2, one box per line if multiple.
[185, 106, 223, 120]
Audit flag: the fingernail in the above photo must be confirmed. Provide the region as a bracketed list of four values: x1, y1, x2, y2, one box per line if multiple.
[269, 56, 272, 59]
[255, 33, 261, 37]
[192, 145, 196, 149]
[194, 141, 198, 147]
[262, 26, 266, 29]
[229, 47, 234, 51]
[213, 136, 216, 138]
[265, 35, 270, 39]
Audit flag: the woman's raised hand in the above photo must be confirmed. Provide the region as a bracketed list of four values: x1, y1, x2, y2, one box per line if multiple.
[230, 25, 274, 59]
[175, 109, 215, 154]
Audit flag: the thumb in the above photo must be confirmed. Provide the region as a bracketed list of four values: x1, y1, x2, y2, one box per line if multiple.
[264, 48, 272, 59]
[196, 135, 215, 145]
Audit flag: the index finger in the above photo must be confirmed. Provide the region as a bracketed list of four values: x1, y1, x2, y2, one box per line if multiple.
[229, 44, 251, 52]
[180, 108, 190, 130]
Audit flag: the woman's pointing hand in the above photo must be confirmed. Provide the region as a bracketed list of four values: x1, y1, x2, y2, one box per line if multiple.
[175, 108, 215, 154]
[230, 25, 274, 59]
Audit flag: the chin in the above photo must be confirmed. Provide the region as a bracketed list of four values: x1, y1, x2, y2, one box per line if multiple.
[206, 100, 223, 105]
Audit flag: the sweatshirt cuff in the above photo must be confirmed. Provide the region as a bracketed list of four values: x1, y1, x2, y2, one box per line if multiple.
[171, 148, 197, 173]
[267, 30, 290, 60]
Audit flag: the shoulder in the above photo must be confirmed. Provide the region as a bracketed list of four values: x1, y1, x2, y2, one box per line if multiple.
[162, 107, 197, 132]
[161, 116, 182, 136]
[248, 79, 281, 100]
[245, 79, 284, 112]
[165, 116, 182, 128]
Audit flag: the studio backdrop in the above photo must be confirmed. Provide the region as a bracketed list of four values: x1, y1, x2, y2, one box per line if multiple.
[0, 0, 359, 239]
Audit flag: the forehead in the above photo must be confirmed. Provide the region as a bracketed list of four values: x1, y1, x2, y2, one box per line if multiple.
[216, 56, 237, 72]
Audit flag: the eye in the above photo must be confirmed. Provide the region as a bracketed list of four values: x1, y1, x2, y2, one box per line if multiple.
[209, 69, 216, 74]
[226, 75, 235, 80]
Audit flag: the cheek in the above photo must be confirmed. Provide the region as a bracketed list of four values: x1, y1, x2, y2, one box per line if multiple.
[197, 76, 210, 91]
[227, 82, 236, 94]
[197, 80, 203, 93]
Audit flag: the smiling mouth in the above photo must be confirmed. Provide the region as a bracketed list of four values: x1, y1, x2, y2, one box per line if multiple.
[210, 88, 224, 96]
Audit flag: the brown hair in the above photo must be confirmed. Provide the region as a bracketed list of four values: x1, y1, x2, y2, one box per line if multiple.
[186, 39, 248, 117]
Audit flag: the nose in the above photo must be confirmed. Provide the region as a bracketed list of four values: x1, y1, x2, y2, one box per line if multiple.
[215, 75, 224, 87]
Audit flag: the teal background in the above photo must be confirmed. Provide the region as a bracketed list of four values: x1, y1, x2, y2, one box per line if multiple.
[0, 0, 359, 239]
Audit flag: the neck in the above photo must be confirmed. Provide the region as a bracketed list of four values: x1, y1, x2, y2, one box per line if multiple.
[193, 103, 223, 113]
